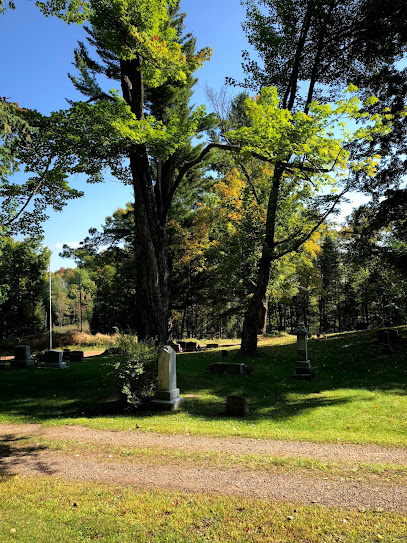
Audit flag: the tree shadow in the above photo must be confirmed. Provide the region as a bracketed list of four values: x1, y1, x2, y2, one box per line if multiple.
[0, 434, 53, 479]
[0, 330, 405, 424]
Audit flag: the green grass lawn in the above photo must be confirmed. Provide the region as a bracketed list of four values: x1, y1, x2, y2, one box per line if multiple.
[0, 329, 406, 446]
[0, 476, 405, 543]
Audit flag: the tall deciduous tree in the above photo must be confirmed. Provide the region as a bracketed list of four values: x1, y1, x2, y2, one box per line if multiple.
[232, 0, 407, 354]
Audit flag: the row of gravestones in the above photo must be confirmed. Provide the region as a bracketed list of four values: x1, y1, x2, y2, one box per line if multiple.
[7, 345, 85, 369]
[169, 341, 221, 352]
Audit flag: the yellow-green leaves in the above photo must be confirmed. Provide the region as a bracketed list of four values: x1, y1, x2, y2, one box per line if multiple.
[107, 99, 210, 159]
[89, 0, 210, 87]
[226, 86, 392, 185]
[35, 0, 91, 23]
[59, 96, 211, 163]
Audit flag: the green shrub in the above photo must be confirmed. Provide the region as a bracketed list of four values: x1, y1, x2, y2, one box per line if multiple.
[113, 335, 158, 408]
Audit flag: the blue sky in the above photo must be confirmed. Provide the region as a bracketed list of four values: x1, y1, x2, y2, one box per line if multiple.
[1, 0, 252, 270]
[1, 1, 366, 270]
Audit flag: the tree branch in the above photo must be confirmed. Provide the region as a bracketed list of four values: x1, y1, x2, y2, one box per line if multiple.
[3, 159, 52, 228]
[275, 186, 349, 259]
[239, 162, 260, 204]
[84, 93, 117, 103]
[164, 142, 238, 217]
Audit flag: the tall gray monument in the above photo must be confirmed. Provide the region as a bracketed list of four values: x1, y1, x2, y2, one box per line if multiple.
[293, 322, 314, 379]
[152, 346, 184, 410]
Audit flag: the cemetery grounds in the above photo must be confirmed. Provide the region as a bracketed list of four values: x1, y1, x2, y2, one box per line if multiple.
[0, 328, 406, 542]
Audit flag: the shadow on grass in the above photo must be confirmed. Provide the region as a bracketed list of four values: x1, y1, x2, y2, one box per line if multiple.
[0, 330, 405, 424]
[0, 434, 53, 479]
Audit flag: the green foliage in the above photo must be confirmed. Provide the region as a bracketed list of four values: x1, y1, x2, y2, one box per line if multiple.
[0, 100, 83, 236]
[0, 0, 14, 14]
[113, 335, 158, 407]
[60, 204, 137, 333]
[88, 0, 210, 85]
[227, 86, 389, 183]
[0, 237, 49, 339]
[34, 0, 90, 23]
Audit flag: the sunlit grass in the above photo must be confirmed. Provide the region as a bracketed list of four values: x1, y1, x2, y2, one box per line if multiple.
[0, 328, 406, 446]
[0, 476, 405, 543]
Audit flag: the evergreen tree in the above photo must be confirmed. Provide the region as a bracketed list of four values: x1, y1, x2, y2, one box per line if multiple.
[45, 0, 225, 343]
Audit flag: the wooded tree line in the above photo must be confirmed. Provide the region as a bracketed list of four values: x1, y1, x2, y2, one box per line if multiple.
[1, 0, 406, 352]
[1, 194, 406, 340]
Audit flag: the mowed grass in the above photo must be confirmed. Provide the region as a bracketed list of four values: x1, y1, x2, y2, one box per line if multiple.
[0, 476, 405, 543]
[0, 328, 406, 446]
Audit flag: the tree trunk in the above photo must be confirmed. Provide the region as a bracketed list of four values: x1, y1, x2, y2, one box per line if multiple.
[257, 298, 268, 334]
[130, 147, 171, 343]
[241, 167, 283, 355]
[120, 56, 171, 344]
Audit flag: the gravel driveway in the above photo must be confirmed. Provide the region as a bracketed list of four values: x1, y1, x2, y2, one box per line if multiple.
[1, 423, 406, 512]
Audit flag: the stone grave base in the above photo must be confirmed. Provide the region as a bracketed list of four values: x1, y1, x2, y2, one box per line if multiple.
[151, 388, 184, 410]
[292, 372, 315, 380]
[293, 360, 314, 380]
[151, 397, 184, 411]
[208, 362, 248, 375]
[41, 362, 67, 369]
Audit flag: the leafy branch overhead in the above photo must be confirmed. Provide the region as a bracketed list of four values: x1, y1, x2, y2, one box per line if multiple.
[0, 99, 82, 236]
[225, 86, 392, 185]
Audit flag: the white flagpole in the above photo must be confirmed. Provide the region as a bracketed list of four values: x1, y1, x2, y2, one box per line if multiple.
[49, 255, 52, 350]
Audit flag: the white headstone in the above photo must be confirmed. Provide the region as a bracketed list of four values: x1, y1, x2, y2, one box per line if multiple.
[152, 346, 184, 410]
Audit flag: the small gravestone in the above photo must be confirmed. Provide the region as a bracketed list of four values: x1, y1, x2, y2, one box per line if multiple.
[63, 349, 71, 361]
[185, 342, 197, 352]
[206, 343, 219, 349]
[377, 329, 399, 344]
[168, 341, 182, 352]
[226, 396, 249, 417]
[152, 346, 184, 410]
[178, 341, 187, 349]
[42, 350, 66, 369]
[382, 330, 392, 354]
[221, 350, 229, 357]
[208, 362, 248, 375]
[11, 345, 34, 368]
[293, 322, 314, 380]
[70, 350, 84, 362]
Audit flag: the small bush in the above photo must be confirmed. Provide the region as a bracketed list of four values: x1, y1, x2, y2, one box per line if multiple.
[113, 335, 158, 408]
